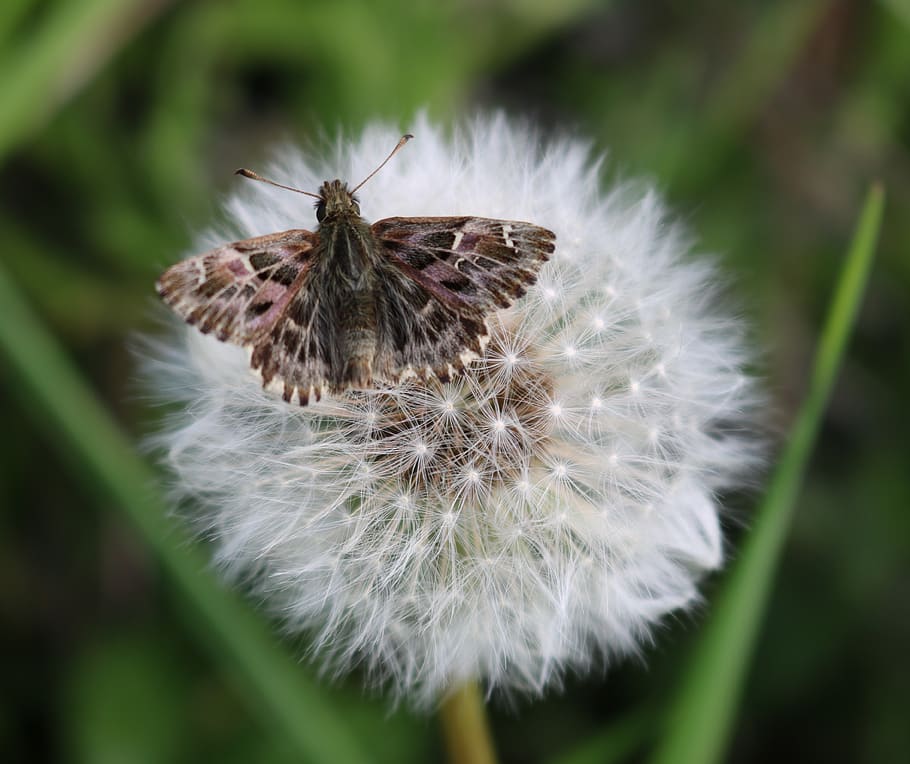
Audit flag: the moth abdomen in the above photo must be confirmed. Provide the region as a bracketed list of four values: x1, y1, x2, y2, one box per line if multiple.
[340, 356, 373, 390]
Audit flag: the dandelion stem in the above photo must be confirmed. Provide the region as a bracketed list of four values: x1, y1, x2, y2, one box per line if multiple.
[439, 680, 498, 764]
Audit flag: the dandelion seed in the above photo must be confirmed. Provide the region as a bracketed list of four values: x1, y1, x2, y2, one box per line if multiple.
[143, 114, 763, 708]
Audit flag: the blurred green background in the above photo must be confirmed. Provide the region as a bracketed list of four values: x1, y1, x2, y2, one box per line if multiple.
[1, 0, 908, 762]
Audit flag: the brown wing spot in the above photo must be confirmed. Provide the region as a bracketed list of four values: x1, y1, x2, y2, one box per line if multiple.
[269, 263, 299, 285]
[424, 231, 455, 248]
[247, 300, 273, 318]
[441, 275, 478, 295]
[407, 249, 436, 269]
[383, 239, 435, 268]
[196, 274, 231, 298]
[249, 252, 282, 270]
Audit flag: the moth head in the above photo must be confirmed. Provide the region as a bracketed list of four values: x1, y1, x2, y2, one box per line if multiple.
[316, 180, 360, 222]
[234, 134, 412, 225]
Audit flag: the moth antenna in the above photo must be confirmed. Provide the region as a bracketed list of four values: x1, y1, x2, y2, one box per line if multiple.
[235, 168, 321, 199]
[350, 134, 413, 194]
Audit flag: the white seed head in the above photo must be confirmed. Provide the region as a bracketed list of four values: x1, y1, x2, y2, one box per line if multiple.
[143, 114, 764, 708]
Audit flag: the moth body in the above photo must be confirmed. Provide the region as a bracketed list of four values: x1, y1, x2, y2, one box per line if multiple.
[157, 166, 555, 405]
[307, 181, 382, 391]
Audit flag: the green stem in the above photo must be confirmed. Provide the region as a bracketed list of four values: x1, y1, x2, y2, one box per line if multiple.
[439, 680, 498, 764]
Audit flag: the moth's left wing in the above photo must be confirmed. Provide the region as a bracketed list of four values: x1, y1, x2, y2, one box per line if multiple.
[371, 216, 555, 315]
[156, 229, 317, 344]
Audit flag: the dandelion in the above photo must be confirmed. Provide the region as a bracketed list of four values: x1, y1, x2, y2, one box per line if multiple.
[144, 114, 763, 709]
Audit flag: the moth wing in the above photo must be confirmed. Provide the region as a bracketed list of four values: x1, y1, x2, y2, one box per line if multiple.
[246, 284, 339, 406]
[248, 215, 557, 401]
[370, 260, 491, 384]
[246, 260, 490, 403]
[371, 216, 555, 315]
[156, 229, 317, 345]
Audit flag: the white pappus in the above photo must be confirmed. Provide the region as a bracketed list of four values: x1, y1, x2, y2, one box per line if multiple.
[143, 114, 764, 709]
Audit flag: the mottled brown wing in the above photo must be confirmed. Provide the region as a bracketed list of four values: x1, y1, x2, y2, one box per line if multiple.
[246, 282, 336, 405]
[371, 216, 555, 315]
[156, 229, 317, 344]
[244, 254, 491, 404]
[370, 258, 491, 384]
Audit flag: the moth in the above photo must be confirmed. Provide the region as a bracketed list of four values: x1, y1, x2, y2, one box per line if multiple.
[157, 135, 556, 405]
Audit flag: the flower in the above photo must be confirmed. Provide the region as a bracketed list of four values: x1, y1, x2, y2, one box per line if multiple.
[144, 114, 763, 708]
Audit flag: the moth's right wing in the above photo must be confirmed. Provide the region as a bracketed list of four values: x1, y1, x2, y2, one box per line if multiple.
[371, 216, 554, 315]
[367, 215, 555, 382]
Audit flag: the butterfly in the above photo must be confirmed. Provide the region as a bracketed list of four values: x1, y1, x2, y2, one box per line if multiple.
[156, 135, 556, 405]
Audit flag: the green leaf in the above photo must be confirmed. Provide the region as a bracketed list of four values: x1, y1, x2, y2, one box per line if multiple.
[0, 266, 371, 764]
[649, 184, 885, 764]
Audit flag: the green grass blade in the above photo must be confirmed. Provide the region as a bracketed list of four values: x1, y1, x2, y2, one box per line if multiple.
[649, 184, 885, 764]
[0, 266, 370, 764]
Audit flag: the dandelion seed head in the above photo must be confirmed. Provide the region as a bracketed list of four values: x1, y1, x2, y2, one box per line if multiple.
[143, 114, 764, 708]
